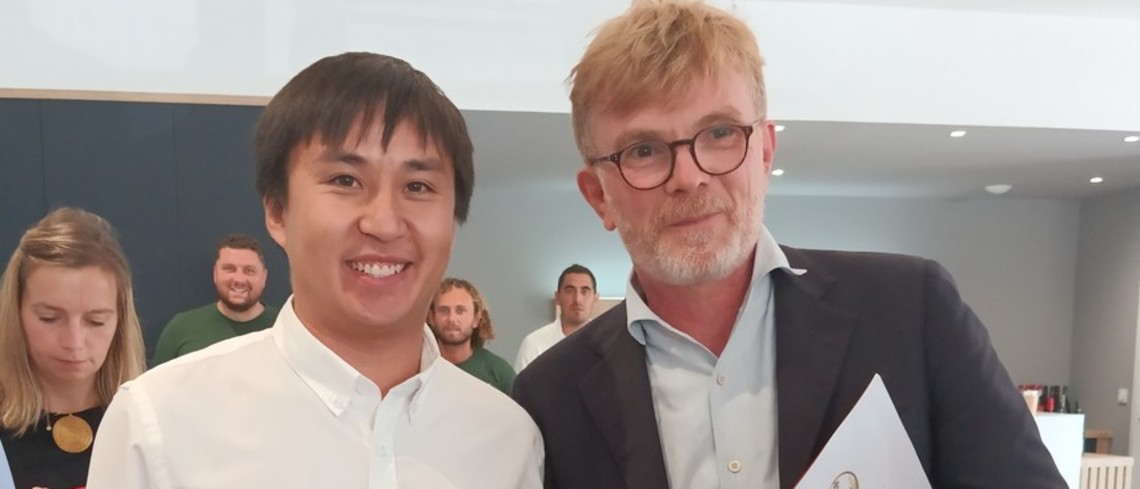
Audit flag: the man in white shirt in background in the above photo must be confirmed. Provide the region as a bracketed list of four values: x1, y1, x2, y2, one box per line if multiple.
[515, 264, 598, 372]
[87, 52, 543, 489]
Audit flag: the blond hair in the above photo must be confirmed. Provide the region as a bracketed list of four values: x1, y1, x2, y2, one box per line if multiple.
[0, 208, 146, 435]
[569, 0, 767, 156]
[428, 277, 495, 349]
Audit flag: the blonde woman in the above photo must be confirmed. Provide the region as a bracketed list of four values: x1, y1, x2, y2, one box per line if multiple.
[0, 208, 146, 489]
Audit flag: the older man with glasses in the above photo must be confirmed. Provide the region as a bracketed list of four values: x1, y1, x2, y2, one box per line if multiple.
[511, 1, 1066, 488]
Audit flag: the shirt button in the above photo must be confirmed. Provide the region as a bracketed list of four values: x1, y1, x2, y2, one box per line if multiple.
[728, 459, 742, 473]
[716, 374, 727, 386]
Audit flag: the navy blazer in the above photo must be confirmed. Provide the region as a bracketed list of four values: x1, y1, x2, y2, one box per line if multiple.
[512, 247, 1066, 489]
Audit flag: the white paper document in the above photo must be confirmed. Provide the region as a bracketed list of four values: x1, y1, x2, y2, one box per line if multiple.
[794, 374, 932, 489]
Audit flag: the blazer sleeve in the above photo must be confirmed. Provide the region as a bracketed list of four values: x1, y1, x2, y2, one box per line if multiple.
[921, 259, 1066, 488]
[512, 376, 562, 489]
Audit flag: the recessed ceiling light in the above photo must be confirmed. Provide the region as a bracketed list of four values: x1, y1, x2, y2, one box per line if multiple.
[1125, 135, 1140, 143]
[1090, 177, 1104, 184]
[775, 125, 786, 132]
[949, 130, 967, 138]
[984, 184, 1012, 195]
[771, 168, 785, 176]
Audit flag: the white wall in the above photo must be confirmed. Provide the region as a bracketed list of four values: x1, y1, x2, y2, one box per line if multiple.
[453, 183, 1080, 387]
[1071, 186, 1140, 454]
[448, 182, 630, 365]
[767, 195, 1080, 384]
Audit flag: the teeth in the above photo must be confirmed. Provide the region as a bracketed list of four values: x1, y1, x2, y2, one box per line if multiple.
[351, 261, 406, 278]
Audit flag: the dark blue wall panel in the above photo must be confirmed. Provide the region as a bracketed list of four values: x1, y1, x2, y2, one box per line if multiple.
[172, 104, 290, 311]
[0, 99, 46, 259]
[40, 101, 180, 356]
[1, 99, 292, 362]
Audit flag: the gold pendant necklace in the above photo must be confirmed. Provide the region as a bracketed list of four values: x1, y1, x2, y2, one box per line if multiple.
[46, 413, 94, 454]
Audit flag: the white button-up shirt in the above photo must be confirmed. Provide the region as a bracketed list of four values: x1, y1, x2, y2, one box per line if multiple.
[627, 226, 805, 489]
[514, 320, 565, 371]
[87, 297, 544, 489]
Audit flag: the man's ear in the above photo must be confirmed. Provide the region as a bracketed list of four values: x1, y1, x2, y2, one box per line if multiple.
[577, 168, 616, 231]
[761, 120, 778, 174]
[264, 199, 287, 249]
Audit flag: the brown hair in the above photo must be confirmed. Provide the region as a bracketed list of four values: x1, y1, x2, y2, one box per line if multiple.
[216, 233, 265, 265]
[0, 208, 146, 435]
[428, 277, 495, 349]
[569, 0, 767, 156]
[254, 51, 475, 223]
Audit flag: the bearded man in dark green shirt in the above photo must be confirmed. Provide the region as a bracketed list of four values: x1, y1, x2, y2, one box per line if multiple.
[153, 234, 278, 365]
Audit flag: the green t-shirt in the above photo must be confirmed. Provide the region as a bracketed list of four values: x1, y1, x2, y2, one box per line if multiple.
[152, 303, 279, 365]
[457, 347, 516, 394]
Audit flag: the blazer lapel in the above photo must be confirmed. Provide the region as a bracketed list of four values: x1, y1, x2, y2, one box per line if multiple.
[774, 250, 858, 489]
[577, 305, 671, 489]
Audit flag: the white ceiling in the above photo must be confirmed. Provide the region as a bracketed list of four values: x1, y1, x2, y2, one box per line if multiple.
[785, 0, 1140, 19]
[2, 0, 1139, 199]
[465, 111, 1140, 199]
[770, 121, 1140, 199]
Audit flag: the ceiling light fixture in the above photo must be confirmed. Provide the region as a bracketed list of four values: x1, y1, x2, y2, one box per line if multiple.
[984, 184, 1012, 195]
[771, 168, 785, 176]
[949, 130, 967, 138]
[1125, 135, 1140, 143]
[1090, 177, 1104, 184]
[775, 125, 786, 132]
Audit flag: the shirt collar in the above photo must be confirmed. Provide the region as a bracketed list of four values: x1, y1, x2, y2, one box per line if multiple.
[625, 225, 806, 345]
[273, 296, 439, 418]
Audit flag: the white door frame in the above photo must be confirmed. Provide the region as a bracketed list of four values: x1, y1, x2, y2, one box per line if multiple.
[1121, 281, 1140, 483]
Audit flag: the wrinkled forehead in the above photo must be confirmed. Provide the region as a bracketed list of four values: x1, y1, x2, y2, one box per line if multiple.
[586, 70, 758, 146]
[606, 67, 758, 115]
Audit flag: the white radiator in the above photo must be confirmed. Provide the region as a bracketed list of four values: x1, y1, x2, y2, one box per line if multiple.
[1082, 454, 1134, 489]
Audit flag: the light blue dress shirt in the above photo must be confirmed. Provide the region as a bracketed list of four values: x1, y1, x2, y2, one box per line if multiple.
[626, 226, 805, 489]
[0, 438, 14, 489]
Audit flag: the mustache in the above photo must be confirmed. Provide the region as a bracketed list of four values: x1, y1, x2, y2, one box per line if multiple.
[652, 193, 732, 227]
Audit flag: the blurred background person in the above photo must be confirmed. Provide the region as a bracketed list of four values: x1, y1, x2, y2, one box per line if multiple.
[0, 207, 146, 489]
[429, 278, 515, 394]
[515, 264, 598, 372]
[152, 234, 276, 365]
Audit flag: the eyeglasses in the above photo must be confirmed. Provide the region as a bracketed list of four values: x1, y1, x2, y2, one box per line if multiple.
[588, 122, 758, 190]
